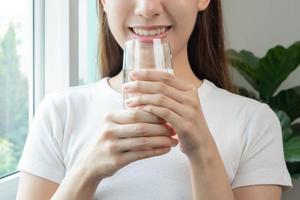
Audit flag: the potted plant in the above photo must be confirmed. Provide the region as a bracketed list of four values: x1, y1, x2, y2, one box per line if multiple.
[226, 41, 300, 179]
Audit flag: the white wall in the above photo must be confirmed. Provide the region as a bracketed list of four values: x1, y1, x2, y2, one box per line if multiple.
[223, 1, 300, 199]
[223, 0, 300, 91]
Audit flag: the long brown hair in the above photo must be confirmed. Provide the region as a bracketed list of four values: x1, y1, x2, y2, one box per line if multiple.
[96, 0, 233, 91]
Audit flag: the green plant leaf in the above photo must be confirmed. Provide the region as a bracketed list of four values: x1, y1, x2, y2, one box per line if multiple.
[227, 41, 300, 102]
[227, 49, 260, 90]
[258, 42, 300, 101]
[284, 135, 300, 162]
[269, 86, 300, 122]
[291, 173, 300, 180]
[292, 123, 300, 135]
[276, 111, 293, 142]
[286, 162, 300, 179]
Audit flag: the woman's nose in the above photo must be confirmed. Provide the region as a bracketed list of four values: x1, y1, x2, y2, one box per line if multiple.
[134, 0, 164, 19]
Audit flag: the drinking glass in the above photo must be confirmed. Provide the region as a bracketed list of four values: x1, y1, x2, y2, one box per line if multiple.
[122, 39, 173, 108]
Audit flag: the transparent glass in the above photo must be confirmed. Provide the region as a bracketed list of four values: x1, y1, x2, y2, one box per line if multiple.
[122, 39, 173, 108]
[0, 0, 33, 178]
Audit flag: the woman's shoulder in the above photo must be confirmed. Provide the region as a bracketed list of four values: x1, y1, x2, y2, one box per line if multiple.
[50, 78, 107, 97]
[201, 79, 261, 108]
[44, 78, 111, 105]
[200, 79, 277, 125]
[33, 78, 116, 120]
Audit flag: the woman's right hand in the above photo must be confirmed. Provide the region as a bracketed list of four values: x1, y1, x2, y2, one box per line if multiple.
[76, 109, 178, 181]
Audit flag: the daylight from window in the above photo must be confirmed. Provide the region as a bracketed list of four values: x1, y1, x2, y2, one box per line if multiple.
[0, 0, 33, 178]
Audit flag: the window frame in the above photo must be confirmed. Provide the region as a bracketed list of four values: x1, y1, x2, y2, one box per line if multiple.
[44, 0, 79, 94]
[0, 0, 79, 198]
[0, 173, 19, 200]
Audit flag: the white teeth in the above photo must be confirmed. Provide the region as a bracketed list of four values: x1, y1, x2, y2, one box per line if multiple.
[132, 27, 168, 36]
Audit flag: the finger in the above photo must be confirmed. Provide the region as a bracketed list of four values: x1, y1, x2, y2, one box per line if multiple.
[113, 123, 175, 138]
[107, 109, 165, 124]
[130, 69, 192, 91]
[122, 147, 172, 164]
[117, 136, 178, 152]
[139, 105, 183, 133]
[123, 80, 193, 104]
[125, 93, 186, 117]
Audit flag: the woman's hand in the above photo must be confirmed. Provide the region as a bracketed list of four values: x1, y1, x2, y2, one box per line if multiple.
[76, 109, 178, 181]
[123, 69, 215, 161]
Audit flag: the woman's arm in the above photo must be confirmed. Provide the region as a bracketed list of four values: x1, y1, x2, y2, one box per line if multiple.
[17, 108, 175, 200]
[17, 172, 59, 200]
[189, 139, 235, 200]
[233, 185, 282, 200]
[50, 165, 101, 200]
[190, 140, 281, 200]
[17, 168, 100, 200]
[124, 70, 285, 200]
[189, 140, 282, 200]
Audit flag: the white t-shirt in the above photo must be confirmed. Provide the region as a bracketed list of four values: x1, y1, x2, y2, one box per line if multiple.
[18, 78, 292, 199]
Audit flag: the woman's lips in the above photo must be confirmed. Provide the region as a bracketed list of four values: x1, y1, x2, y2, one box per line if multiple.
[129, 26, 171, 42]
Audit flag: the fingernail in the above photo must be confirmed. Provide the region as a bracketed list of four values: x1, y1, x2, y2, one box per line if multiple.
[123, 84, 128, 89]
[137, 105, 145, 110]
[125, 99, 133, 106]
[131, 70, 142, 77]
[171, 139, 178, 147]
[123, 83, 132, 90]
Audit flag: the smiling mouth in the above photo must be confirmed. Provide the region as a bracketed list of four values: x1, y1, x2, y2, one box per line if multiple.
[129, 26, 172, 37]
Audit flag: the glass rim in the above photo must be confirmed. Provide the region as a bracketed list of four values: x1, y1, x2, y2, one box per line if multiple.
[124, 38, 170, 48]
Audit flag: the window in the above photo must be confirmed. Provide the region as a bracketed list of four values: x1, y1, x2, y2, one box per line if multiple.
[0, 0, 33, 178]
[0, 0, 98, 197]
[78, 0, 99, 85]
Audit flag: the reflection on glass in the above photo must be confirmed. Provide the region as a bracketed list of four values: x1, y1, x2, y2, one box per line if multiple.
[0, 0, 33, 178]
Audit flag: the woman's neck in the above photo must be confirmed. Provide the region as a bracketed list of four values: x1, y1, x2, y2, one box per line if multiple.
[172, 46, 202, 88]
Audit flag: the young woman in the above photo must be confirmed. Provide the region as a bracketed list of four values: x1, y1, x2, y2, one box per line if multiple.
[17, 0, 292, 199]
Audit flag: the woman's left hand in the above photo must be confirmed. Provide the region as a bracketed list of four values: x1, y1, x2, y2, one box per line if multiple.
[123, 69, 215, 161]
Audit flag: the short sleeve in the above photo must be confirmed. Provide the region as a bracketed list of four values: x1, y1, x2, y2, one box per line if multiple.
[18, 95, 65, 184]
[231, 104, 292, 190]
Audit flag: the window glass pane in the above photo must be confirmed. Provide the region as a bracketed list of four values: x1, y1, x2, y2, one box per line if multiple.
[78, 0, 99, 85]
[0, 0, 33, 178]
